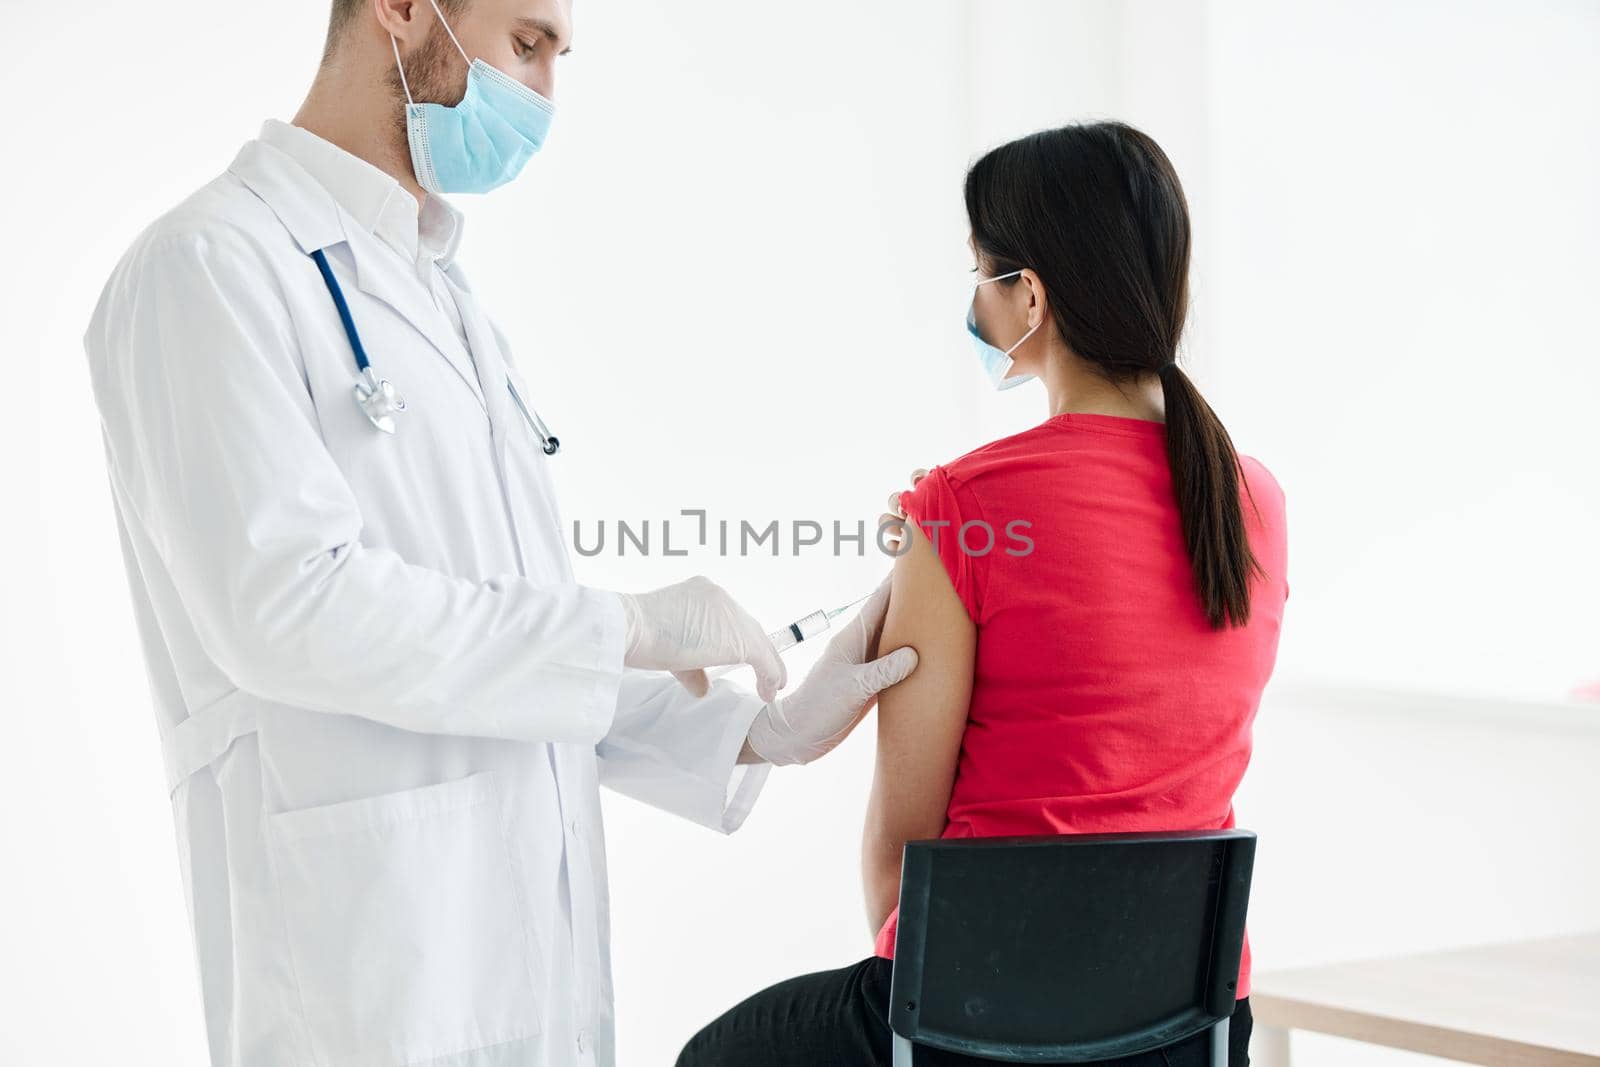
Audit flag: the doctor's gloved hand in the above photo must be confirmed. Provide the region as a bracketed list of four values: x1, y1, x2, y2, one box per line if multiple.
[619, 577, 788, 703]
[745, 576, 919, 766]
[880, 467, 929, 552]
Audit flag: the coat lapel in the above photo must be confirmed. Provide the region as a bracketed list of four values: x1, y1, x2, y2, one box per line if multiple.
[445, 271, 516, 453]
[343, 233, 489, 414]
[228, 138, 489, 415]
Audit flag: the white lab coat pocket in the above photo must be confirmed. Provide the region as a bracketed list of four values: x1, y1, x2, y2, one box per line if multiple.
[266, 771, 540, 1067]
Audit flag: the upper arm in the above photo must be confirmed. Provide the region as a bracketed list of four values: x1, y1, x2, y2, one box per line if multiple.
[867, 508, 978, 846]
[90, 232, 360, 638]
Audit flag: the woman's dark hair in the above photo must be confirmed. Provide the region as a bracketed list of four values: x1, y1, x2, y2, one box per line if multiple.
[965, 121, 1263, 629]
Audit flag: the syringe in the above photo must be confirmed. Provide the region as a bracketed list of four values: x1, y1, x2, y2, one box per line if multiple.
[709, 592, 873, 678]
[767, 592, 872, 652]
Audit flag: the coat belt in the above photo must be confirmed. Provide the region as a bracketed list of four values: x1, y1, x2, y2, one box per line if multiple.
[160, 692, 259, 794]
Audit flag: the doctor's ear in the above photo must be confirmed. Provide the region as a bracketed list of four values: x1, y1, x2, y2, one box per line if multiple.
[371, 0, 425, 42]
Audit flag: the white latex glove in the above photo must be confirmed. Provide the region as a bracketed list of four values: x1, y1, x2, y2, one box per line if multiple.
[619, 576, 787, 702]
[746, 575, 919, 766]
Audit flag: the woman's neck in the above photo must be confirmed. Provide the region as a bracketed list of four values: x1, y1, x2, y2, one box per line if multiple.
[1040, 350, 1167, 423]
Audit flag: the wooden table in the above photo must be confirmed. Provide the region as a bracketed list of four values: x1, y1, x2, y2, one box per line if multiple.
[1249, 933, 1600, 1066]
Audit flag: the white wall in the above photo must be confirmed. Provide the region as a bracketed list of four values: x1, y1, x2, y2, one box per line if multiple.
[1209, 0, 1600, 702]
[2, 2, 1596, 1066]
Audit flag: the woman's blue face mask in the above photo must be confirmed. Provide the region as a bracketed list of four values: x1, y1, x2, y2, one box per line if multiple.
[392, 0, 555, 195]
[968, 270, 1040, 390]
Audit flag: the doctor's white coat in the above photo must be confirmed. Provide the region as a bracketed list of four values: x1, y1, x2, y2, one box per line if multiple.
[84, 130, 770, 1067]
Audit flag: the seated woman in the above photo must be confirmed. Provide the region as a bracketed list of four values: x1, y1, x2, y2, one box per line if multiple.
[677, 121, 1288, 1067]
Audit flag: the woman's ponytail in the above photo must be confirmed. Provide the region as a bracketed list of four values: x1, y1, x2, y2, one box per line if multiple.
[1158, 362, 1263, 629]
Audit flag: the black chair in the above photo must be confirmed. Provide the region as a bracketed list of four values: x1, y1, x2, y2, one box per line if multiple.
[888, 829, 1255, 1066]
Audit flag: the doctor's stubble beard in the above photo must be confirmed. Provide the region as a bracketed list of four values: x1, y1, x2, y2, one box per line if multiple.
[385, 23, 465, 147]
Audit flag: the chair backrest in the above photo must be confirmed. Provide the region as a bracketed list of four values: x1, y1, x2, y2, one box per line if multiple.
[888, 829, 1255, 1064]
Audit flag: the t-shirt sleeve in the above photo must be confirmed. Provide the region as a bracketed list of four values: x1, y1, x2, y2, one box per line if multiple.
[897, 465, 985, 624]
[1239, 454, 1290, 603]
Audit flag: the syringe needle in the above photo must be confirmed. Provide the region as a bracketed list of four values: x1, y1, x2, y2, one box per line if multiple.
[825, 592, 873, 620]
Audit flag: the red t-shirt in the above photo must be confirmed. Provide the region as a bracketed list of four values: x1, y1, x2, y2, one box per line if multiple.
[873, 412, 1288, 1001]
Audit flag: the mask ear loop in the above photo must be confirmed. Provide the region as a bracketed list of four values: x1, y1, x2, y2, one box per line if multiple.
[426, 0, 474, 66]
[391, 0, 472, 101]
[974, 269, 1040, 358]
[390, 36, 416, 105]
[1002, 317, 1043, 359]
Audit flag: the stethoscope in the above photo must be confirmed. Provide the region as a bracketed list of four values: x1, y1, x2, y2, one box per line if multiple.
[309, 248, 561, 454]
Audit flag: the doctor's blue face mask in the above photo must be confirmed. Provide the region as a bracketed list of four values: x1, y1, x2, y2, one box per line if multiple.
[968, 269, 1041, 390]
[391, 0, 555, 195]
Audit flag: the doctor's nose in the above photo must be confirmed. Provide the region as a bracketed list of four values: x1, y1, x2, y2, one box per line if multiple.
[517, 58, 557, 102]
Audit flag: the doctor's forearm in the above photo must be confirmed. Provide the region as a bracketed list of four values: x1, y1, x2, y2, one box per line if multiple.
[206, 543, 627, 745]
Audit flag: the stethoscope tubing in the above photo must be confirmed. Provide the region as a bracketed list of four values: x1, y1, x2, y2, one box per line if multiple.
[309, 248, 560, 454]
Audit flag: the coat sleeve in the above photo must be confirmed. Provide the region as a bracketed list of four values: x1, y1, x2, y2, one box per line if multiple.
[86, 229, 625, 745]
[596, 671, 771, 833]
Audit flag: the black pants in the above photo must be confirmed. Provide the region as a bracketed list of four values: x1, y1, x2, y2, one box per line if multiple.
[677, 956, 1251, 1067]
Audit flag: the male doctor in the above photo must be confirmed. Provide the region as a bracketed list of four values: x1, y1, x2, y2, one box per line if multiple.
[82, 1, 919, 1064]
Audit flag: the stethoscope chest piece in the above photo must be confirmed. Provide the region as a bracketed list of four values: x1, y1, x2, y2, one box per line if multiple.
[506, 376, 560, 455]
[353, 366, 407, 435]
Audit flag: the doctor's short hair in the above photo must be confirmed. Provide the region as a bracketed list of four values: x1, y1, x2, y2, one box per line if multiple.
[324, 0, 471, 59]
